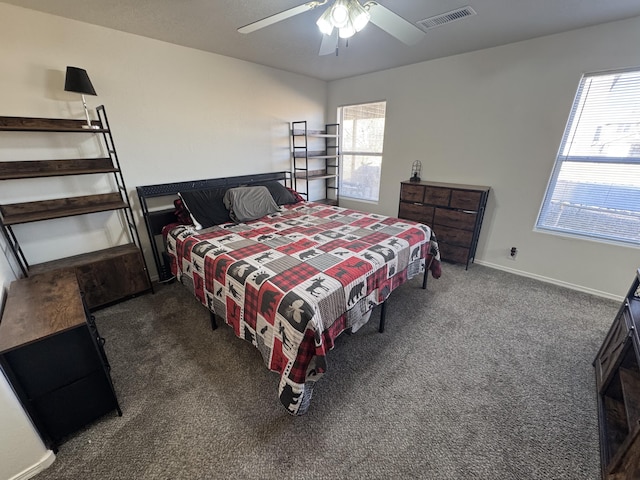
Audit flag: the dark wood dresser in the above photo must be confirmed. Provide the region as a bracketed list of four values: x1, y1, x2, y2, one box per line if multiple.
[0, 270, 121, 450]
[398, 180, 490, 268]
[594, 268, 640, 479]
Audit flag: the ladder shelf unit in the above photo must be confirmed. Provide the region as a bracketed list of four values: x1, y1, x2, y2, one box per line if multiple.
[291, 120, 340, 206]
[0, 106, 152, 309]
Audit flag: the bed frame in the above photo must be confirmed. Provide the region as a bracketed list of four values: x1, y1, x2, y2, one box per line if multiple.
[136, 171, 430, 333]
[136, 171, 291, 283]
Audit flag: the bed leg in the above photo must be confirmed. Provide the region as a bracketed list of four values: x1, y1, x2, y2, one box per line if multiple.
[422, 256, 435, 290]
[378, 300, 387, 333]
[210, 312, 218, 330]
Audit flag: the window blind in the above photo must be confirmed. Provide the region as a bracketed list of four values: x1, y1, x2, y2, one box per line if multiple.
[536, 69, 640, 246]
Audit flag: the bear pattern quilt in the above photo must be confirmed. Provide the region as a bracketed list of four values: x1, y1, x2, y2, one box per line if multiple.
[165, 202, 441, 415]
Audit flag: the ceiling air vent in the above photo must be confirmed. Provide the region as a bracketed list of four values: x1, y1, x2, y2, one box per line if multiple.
[417, 6, 477, 31]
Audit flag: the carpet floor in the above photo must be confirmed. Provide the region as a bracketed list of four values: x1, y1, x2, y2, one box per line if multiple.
[34, 263, 619, 479]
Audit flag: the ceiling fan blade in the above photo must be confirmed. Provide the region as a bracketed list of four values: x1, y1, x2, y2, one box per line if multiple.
[365, 2, 425, 45]
[319, 30, 339, 56]
[238, 2, 321, 34]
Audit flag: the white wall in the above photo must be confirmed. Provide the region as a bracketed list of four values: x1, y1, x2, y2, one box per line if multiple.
[0, 370, 54, 480]
[328, 16, 640, 299]
[0, 3, 326, 478]
[0, 3, 326, 280]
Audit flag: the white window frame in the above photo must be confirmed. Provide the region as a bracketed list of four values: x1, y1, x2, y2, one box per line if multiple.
[338, 101, 387, 203]
[535, 67, 640, 248]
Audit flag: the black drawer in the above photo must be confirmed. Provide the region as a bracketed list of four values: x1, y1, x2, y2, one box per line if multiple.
[3, 325, 102, 399]
[32, 370, 119, 443]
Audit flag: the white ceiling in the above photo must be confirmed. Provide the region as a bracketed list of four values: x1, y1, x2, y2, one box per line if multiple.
[5, 0, 640, 81]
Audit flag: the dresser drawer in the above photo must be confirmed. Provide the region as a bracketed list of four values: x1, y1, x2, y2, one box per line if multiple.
[595, 309, 633, 392]
[398, 202, 434, 224]
[433, 225, 473, 248]
[3, 325, 102, 399]
[450, 190, 482, 211]
[32, 370, 120, 443]
[400, 184, 424, 203]
[438, 242, 470, 264]
[424, 187, 451, 207]
[434, 208, 477, 231]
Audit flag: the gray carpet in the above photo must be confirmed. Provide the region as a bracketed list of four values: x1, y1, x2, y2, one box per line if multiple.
[34, 264, 619, 479]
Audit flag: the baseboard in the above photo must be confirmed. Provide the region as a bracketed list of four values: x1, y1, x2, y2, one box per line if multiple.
[9, 450, 56, 480]
[474, 260, 624, 302]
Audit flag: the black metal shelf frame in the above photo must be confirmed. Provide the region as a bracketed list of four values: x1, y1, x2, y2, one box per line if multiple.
[291, 120, 340, 206]
[0, 106, 152, 292]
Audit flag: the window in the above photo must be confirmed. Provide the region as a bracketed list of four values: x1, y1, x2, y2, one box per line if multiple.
[536, 68, 640, 246]
[338, 101, 386, 202]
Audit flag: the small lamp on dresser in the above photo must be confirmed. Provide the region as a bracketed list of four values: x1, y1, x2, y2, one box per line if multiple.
[410, 160, 422, 182]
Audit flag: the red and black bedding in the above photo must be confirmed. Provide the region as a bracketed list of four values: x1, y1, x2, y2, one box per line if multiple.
[163, 183, 441, 415]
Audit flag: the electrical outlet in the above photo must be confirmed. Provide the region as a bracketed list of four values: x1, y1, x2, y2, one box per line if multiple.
[509, 247, 518, 260]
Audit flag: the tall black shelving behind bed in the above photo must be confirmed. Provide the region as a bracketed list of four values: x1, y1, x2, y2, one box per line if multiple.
[136, 171, 291, 282]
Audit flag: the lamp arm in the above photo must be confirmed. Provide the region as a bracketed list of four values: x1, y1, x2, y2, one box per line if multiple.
[81, 94, 92, 128]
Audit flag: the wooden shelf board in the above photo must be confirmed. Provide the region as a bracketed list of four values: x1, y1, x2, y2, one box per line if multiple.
[28, 244, 140, 275]
[0, 127, 108, 133]
[293, 151, 338, 159]
[0, 116, 104, 132]
[291, 130, 338, 138]
[0, 168, 119, 180]
[313, 198, 339, 206]
[295, 174, 338, 181]
[2, 200, 127, 225]
[0, 159, 118, 179]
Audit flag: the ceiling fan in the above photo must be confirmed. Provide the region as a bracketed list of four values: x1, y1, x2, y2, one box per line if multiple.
[238, 0, 425, 56]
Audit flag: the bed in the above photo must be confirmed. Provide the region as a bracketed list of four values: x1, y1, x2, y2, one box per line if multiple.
[137, 172, 441, 415]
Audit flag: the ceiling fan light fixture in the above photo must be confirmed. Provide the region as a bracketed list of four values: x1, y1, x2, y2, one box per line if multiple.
[339, 23, 356, 39]
[316, 8, 334, 35]
[349, 0, 370, 32]
[330, 0, 350, 28]
[316, 0, 371, 40]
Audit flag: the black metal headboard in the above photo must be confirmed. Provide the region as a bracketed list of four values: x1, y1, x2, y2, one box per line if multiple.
[136, 171, 291, 281]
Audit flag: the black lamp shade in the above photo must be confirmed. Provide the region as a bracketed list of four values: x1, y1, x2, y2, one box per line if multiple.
[64, 66, 97, 96]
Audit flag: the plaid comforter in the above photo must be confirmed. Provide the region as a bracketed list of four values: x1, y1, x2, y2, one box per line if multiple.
[166, 202, 441, 415]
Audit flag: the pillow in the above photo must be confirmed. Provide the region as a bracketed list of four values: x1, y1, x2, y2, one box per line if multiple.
[256, 181, 299, 205]
[173, 198, 192, 225]
[285, 186, 305, 204]
[223, 186, 280, 223]
[178, 187, 231, 229]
